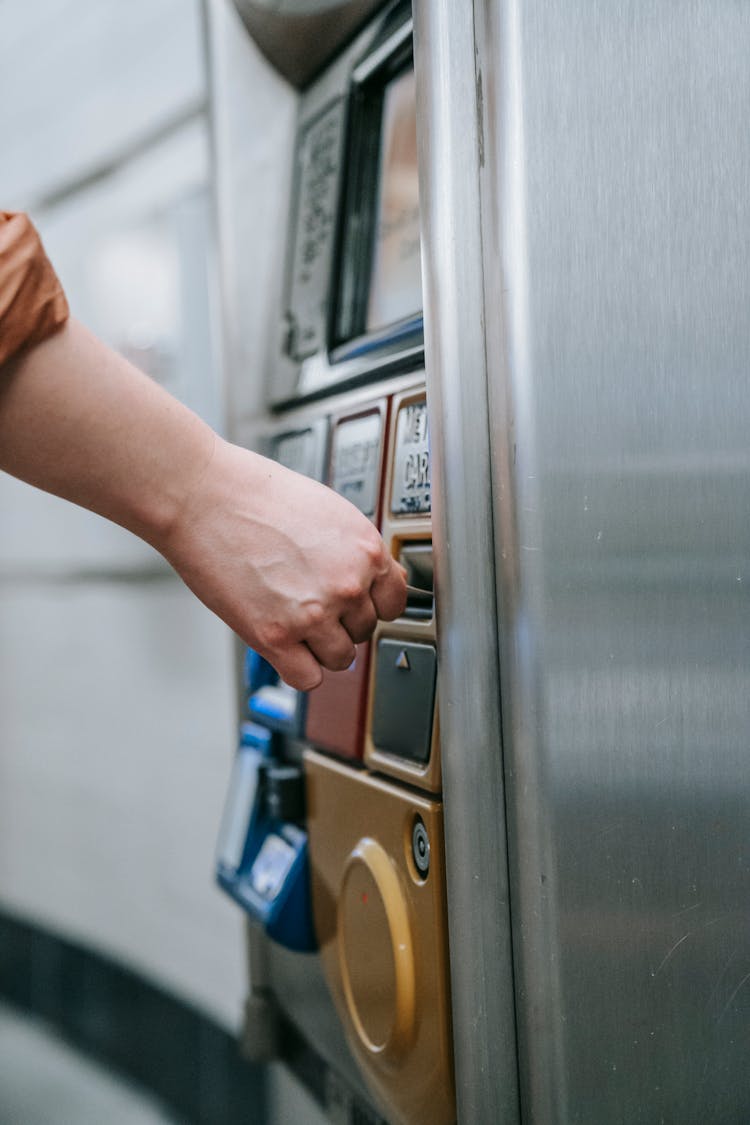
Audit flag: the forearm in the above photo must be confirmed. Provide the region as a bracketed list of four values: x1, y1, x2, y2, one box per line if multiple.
[0, 317, 218, 546]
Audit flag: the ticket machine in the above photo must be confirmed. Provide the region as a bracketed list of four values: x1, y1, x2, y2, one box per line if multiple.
[212, 4, 454, 1122]
[210, 1, 750, 1124]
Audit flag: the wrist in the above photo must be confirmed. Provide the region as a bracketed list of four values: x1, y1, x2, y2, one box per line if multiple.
[135, 413, 220, 554]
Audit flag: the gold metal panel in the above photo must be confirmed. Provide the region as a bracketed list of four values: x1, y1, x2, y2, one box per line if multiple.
[305, 749, 455, 1125]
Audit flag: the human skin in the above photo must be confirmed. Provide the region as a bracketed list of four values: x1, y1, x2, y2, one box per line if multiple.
[0, 317, 406, 689]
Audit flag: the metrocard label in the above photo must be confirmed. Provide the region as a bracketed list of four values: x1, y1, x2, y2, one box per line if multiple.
[391, 399, 431, 515]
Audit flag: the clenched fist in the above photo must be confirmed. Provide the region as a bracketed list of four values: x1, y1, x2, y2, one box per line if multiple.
[161, 438, 406, 689]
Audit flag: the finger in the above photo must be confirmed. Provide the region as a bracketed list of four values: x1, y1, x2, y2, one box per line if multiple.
[305, 619, 357, 672]
[370, 557, 408, 621]
[270, 642, 323, 692]
[340, 598, 379, 644]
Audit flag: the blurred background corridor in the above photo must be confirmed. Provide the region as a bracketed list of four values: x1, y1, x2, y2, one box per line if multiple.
[0, 3, 324, 1121]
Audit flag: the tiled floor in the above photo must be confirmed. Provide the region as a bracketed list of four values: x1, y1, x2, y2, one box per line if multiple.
[0, 1003, 186, 1125]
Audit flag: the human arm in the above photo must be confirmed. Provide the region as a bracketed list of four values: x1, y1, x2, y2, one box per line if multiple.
[0, 316, 406, 689]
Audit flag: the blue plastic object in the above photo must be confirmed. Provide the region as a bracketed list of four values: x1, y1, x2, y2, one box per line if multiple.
[336, 313, 424, 361]
[243, 648, 277, 694]
[238, 720, 273, 751]
[244, 649, 307, 737]
[215, 737, 316, 953]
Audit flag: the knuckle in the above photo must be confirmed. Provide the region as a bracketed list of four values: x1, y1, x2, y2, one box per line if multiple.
[302, 600, 326, 631]
[338, 574, 365, 603]
[256, 620, 288, 652]
[363, 528, 387, 569]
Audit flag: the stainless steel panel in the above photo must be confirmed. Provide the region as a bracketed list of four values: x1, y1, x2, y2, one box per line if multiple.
[265, 942, 373, 1104]
[474, 2, 750, 1121]
[413, 2, 521, 1122]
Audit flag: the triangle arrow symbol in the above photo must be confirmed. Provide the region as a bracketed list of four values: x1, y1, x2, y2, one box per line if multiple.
[395, 649, 411, 671]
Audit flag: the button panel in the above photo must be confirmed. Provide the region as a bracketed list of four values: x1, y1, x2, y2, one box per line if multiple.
[371, 640, 437, 764]
[365, 385, 442, 793]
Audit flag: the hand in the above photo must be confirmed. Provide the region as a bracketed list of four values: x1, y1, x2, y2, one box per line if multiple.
[159, 436, 407, 690]
[0, 318, 404, 687]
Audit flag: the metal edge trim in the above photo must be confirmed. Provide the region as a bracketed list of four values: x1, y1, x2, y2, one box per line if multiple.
[413, 2, 521, 1121]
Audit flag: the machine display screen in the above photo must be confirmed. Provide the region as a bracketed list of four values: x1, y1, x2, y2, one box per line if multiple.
[366, 67, 421, 333]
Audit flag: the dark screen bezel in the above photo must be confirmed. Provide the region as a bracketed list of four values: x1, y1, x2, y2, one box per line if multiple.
[329, 24, 421, 361]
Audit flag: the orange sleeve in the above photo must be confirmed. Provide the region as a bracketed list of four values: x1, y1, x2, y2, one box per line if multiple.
[0, 211, 69, 369]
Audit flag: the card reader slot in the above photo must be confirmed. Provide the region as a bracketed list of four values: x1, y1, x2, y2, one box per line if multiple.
[399, 542, 434, 620]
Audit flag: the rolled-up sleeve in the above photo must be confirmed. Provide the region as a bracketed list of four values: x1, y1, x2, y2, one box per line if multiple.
[0, 211, 69, 369]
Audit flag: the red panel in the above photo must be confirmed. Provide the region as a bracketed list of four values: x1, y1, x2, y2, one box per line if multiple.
[305, 642, 371, 760]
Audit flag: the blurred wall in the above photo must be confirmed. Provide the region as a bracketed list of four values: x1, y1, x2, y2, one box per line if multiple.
[0, 0, 245, 1030]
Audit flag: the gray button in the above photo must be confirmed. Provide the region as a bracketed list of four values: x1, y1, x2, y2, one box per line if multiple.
[371, 639, 437, 764]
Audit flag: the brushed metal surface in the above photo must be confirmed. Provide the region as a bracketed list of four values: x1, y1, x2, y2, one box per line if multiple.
[475, 1, 750, 1121]
[413, 2, 521, 1122]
